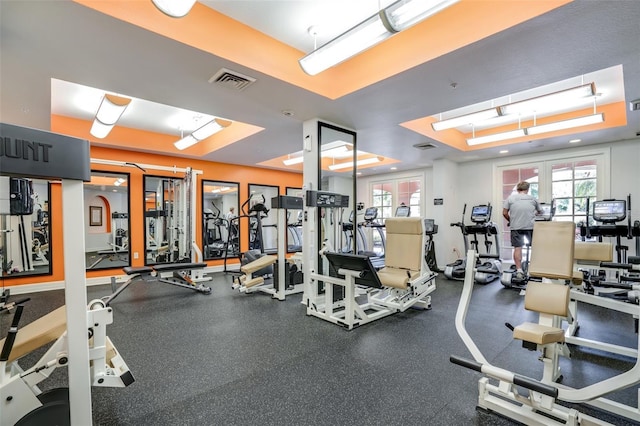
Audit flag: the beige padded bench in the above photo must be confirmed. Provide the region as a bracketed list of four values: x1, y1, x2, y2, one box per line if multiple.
[528, 221, 575, 281]
[0, 305, 66, 363]
[514, 221, 574, 347]
[239, 255, 276, 288]
[377, 217, 423, 290]
[572, 241, 613, 283]
[513, 281, 570, 345]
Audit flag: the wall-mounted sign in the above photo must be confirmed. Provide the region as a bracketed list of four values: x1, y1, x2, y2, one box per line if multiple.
[434, 198, 444, 205]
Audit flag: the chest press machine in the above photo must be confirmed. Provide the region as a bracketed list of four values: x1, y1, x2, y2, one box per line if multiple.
[451, 221, 640, 425]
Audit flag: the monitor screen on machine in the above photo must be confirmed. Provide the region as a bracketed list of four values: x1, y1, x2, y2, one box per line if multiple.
[592, 200, 626, 223]
[471, 205, 491, 222]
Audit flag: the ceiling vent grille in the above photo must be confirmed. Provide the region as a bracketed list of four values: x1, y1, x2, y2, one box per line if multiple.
[413, 142, 437, 150]
[208, 68, 256, 91]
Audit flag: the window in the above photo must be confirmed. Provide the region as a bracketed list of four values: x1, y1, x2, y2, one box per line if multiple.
[497, 150, 608, 261]
[551, 160, 597, 229]
[371, 182, 393, 220]
[398, 179, 421, 217]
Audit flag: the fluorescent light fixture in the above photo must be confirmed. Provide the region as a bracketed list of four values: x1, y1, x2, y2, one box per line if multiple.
[282, 144, 350, 166]
[499, 150, 509, 154]
[90, 94, 131, 139]
[300, 0, 458, 75]
[174, 118, 231, 150]
[113, 178, 126, 186]
[283, 156, 304, 166]
[384, 0, 460, 31]
[211, 186, 231, 193]
[527, 113, 604, 135]
[432, 108, 500, 131]
[299, 12, 393, 76]
[569, 138, 582, 143]
[466, 129, 526, 146]
[500, 83, 595, 116]
[328, 156, 383, 171]
[151, 0, 197, 18]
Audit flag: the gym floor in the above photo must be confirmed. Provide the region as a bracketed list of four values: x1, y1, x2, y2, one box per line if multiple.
[2, 273, 638, 425]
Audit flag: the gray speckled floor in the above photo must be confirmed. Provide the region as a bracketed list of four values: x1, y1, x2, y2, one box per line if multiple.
[1, 274, 638, 425]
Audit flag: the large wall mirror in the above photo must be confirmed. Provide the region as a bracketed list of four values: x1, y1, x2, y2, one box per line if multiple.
[144, 175, 191, 265]
[286, 187, 303, 253]
[1, 177, 52, 277]
[246, 184, 279, 254]
[318, 122, 357, 254]
[83, 171, 130, 270]
[202, 180, 239, 260]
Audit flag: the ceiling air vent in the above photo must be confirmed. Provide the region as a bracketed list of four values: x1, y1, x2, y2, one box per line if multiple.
[208, 68, 256, 91]
[413, 142, 437, 150]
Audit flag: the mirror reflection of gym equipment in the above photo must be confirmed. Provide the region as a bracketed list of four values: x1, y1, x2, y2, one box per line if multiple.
[144, 174, 193, 265]
[0, 177, 52, 278]
[83, 171, 130, 270]
[202, 180, 239, 260]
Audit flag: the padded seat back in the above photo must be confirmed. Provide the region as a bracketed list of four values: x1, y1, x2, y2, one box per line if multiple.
[528, 221, 575, 280]
[383, 217, 423, 272]
[0, 305, 66, 363]
[524, 281, 570, 317]
[574, 241, 612, 262]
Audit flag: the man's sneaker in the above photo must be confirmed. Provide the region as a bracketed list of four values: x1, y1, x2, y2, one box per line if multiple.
[514, 271, 526, 281]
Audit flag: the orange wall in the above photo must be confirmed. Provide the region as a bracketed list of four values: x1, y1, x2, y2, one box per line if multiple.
[5, 146, 302, 287]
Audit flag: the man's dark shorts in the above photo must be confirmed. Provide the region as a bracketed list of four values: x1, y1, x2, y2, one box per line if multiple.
[511, 229, 533, 247]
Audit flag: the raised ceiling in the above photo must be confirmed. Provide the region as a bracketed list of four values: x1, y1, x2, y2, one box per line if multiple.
[1, 0, 639, 176]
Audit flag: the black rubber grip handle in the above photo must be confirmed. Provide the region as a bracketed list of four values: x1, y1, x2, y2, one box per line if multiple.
[450, 355, 558, 398]
[513, 374, 558, 398]
[450, 355, 482, 372]
[1, 305, 25, 362]
[600, 262, 632, 270]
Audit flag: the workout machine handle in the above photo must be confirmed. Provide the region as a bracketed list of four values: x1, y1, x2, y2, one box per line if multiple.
[449, 355, 559, 398]
[0, 304, 25, 362]
[600, 261, 639, 271]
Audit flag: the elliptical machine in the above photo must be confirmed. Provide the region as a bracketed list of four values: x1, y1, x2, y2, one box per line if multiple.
[501, 200, 555, 289]
[468, 204, 502, 284]
[444, 204, 502, 283]
[444, 205, 469, 281]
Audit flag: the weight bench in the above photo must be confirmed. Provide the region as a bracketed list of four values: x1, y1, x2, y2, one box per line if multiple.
[104, 262, 212, 306]
[232, 254, 277, 293]
[0, 301, 134, 425]
[88, 248, 129, 270]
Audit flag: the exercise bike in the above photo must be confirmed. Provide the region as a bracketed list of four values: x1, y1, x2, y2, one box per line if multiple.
[501, 200, 555, 289]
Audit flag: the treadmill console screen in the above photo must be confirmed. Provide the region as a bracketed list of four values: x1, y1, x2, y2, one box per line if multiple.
[471, 205, 492, 223]
[363, 207, 378, 220]
[592, 200, 626, 223]
[395, 205, 410, 217]
[536, 203, 553, 221]
[424, 219, 436, 234]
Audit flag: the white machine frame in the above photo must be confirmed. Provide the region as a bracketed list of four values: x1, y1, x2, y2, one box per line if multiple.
[453, 247, 640, 425]
[305, 216, 437, 330]
[232, 196, 304, 300]
[1, 299, 134, 425]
